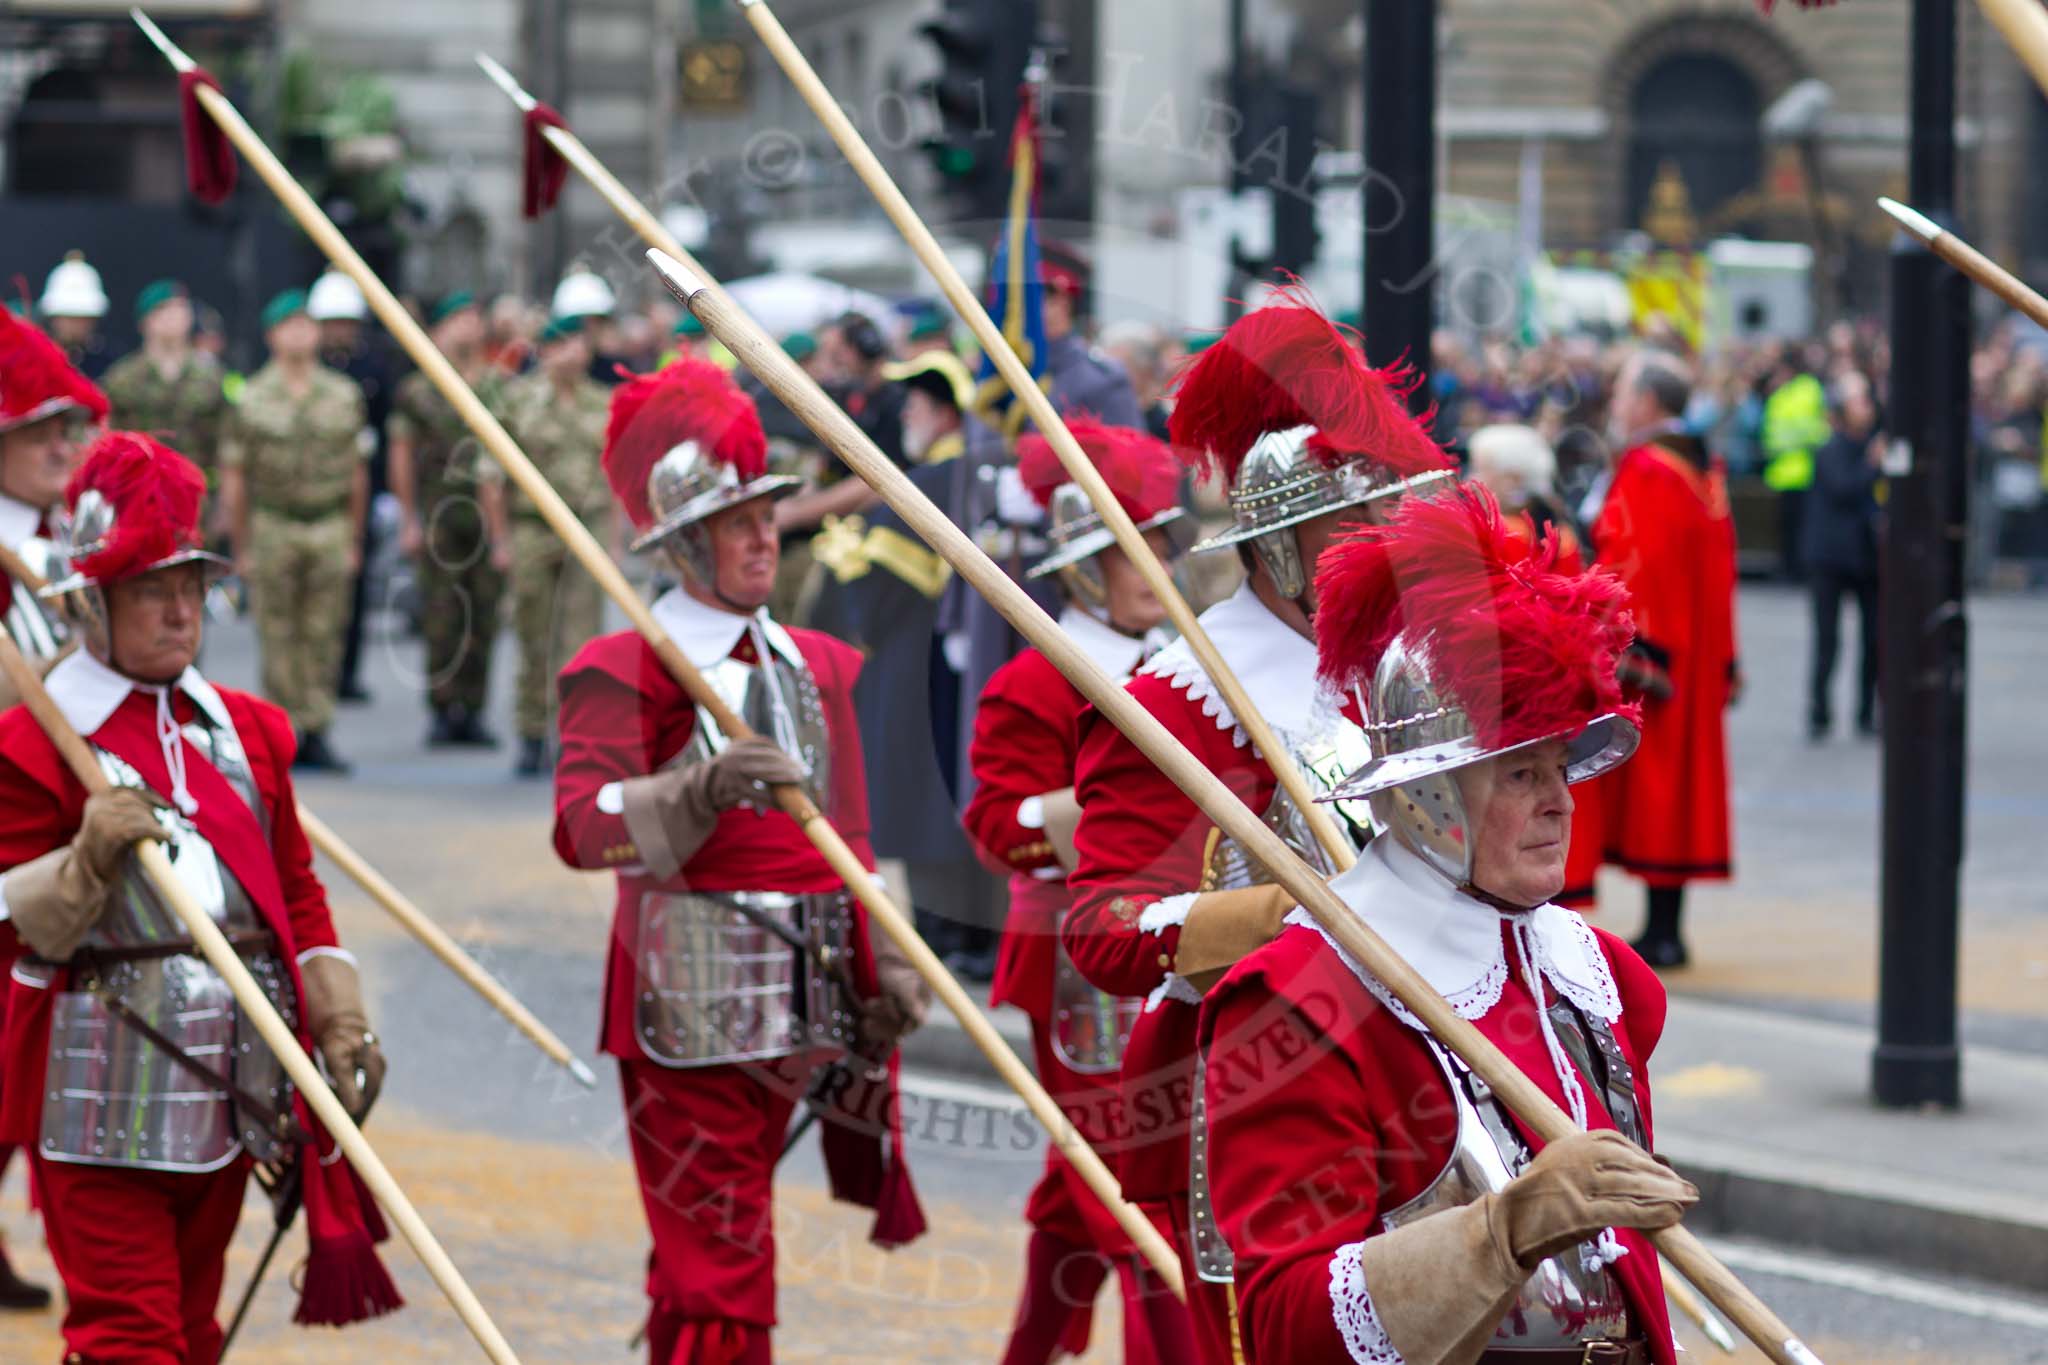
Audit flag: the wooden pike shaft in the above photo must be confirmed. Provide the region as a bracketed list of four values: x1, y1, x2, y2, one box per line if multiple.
[0, 633, 520, 1365]
[130, 7, 1181, 1297]
[0, 541, 596, 1091]
[1878, 195, 2048, 332]
[736, 0, 1358, 871]
[653, 242, 1824, 1365]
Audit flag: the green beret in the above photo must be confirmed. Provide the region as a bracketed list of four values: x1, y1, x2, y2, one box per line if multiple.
[1183, 330, 1223, 355]
[538, 313, 586, 345]
[429, 290, 476, 324]
[905, 309, 949, 341]
[781, 330, 817, 361]
[262, 289, 310, 330]
[135, 279, 186, 321]
[674, 311, 705, 339]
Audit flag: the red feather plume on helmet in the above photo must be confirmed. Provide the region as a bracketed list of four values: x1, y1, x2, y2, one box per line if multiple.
[65, 432, 208, 586]
[1017, 418, 1183, 524]
[0, 307, 109, 431]
[601, 357, 767, 531]
[1167, 286, 1451, 486]
[1314, 482, 1640, 752]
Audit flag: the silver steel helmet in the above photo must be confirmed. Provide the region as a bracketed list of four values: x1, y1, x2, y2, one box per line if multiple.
[629, 438, 802, 579]
[40, 488, 230, 657]
[1188, 425, 1456, 599]
[1024, 481, 1191, 606]
[1322, 632, 1639, 885]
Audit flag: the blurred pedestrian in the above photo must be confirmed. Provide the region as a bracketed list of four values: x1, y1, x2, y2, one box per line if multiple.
[818, 310, 905, 466]
[483, 313, 612, 776]
[1806, 371, 1883, 739]
[552, 265, 626, 387]
[1761, 344, 1829, 580]
[311, 269, 397, 706]
[35, 251, 112, 379]
[390, 291, 506, 748]
[219, 289, 368, 773]
[1575, 350, 1738, 967]
[1097, 319, 1172, 441]
[1466, 422, 1584, 568]
[101, 281, 229, 519]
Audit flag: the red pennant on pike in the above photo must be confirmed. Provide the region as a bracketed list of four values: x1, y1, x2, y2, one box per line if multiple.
[178, 69, 237, 205]
[522, 102, 571, 219]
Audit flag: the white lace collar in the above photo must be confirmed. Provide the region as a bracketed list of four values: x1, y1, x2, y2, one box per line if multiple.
[43, 649, 232, 739]
[1283, 834, 1622, 1027]
[0, 494, 42, 550]
[1138, 581, 1340, 752]
[1059, 605, 1150, 680]
[650, 587, 803, 671]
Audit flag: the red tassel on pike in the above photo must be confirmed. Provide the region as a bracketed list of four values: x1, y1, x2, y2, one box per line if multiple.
[178, 69, 237, 205]
[522, 102, 572, 218]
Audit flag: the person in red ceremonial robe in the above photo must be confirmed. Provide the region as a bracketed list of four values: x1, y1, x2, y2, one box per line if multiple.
[551, 357, 929, 1365]
[0, 432, 396, 1362]
[1200, 484, 1699, 1365]
[964, 419, 1197, 1365]
[1571, 352, 1739, 964]
[0, 307, 109, 1312]
[1063, 293, 1455, 1364]
[1, 307, 109, 709]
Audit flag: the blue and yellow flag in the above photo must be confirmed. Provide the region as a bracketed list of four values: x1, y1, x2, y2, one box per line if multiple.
[975, 84, 1049, 443]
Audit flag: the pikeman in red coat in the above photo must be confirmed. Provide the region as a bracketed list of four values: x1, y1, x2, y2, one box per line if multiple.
[0, 432, 396, 1362]
[1062, 294, 1455, 1363]
[551, 357, 929, 1365]
[964, 419, 1197, 1365]
[1200, 484, 1698, 1365]
[1572, 351, 1739, 965]
[1, 307, 109, 706]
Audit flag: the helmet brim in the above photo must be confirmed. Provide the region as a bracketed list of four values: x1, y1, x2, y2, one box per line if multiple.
[1319, 711, 1640, 805]
[40, 547, 233, 599]
[1025, 507, 1190, 579]
[1188, 468, 1457, 555]
[628, 474, 804, 554]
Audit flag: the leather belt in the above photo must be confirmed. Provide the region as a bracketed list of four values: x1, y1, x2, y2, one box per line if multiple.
[43, 929, 280, 971]
[1477, 1341, 1648, 1365]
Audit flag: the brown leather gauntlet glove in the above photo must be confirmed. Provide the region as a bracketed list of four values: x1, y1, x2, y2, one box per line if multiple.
[1354, 1130, 1698, 1365]
[1037, 787, 1081, 872]
[618, 736, 809, 879]
[857, 914, 932, 1052]
[1171, 883, 1295, 992]
[3, 787, 167, 962]
[299, 953, 387, 1123]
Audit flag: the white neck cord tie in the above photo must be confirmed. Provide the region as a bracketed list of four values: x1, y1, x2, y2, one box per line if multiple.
[153, 686, 199, 817]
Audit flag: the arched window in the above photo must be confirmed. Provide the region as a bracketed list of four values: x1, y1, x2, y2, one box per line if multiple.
[1626, 54, 1761, 240]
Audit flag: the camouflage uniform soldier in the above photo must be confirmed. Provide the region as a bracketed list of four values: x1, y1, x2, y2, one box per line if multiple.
[100, 280, 229, 494]
[481, 315, 611, 776]
[219, 289, 368, 773]
[390, 292, 504, 747]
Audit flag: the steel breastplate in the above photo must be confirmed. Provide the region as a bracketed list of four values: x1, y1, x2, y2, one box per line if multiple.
[1048, 912, 1141, 1075]
[677, 637, 832, 802]
[632, 889, 857, 1067]
[1381, 1002, 1644, 1351]
[32, 712, 298, 1172]
[5, 535, 66, 661]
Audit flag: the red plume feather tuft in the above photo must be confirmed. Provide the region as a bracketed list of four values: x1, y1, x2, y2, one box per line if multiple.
[66, 432, 208, 585]
[1016, 419, 1184, 523]
[602, 357, 767, 531]
[0, 308, 108, 429]
[1167, 285, 1452, 485]
[1315, 483, 1640, 751]
[521, 103, 571, 219]
[178, 70, 238, 206]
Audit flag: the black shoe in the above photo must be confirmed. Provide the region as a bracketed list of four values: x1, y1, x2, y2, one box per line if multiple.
[1807, 717, 1829, 744]
[427, 707, 462, 747]
[0, 1248, 49, 1311]
[1855, 712, 1879, 738]
[293, 730, 352, 775]
[513, 737, 545, 777]
[454, 710, 501, 749]
[337, 682, 373, 705]
[1629, 934, 1689, 970]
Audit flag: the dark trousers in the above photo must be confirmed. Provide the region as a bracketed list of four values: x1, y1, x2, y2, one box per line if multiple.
[1809, 568, 1878, 728]
[1780, 488, 1809, 581]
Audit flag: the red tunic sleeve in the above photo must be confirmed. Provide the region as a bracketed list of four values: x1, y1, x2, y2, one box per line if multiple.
[1062, 672, 1276, 997]
[962, 649, 1081, 877]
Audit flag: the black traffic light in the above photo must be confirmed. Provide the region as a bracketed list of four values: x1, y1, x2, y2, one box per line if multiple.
[918, 0, 1037, 225]
[1233, 83, 1322, 276]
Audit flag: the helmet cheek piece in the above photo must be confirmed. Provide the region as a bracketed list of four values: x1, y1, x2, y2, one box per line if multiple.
[1247, 524, 1309, 602]
[52, 583, 111, 662]
[660, 521, 716, 588]
[1369, 775, 1475, 886]
[1054, 558, 1108, 611]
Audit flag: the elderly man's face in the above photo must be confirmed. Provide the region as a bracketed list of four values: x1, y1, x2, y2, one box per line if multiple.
[1453, 738, 1575, 907]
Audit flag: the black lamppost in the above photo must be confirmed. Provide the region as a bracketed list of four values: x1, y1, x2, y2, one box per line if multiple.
[1360, 0, 1436, 403]
[1874, 0, 1968, 1109]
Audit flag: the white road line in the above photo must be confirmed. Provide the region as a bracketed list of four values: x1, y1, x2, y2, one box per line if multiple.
[1699, 1238, 2048, 1331]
